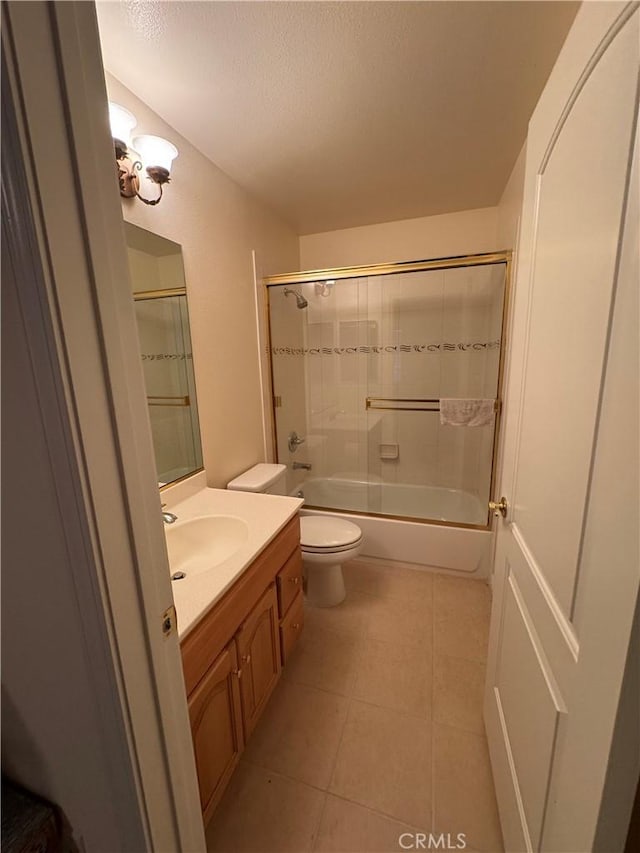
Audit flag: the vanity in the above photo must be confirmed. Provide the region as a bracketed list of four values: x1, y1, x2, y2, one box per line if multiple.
[163, 481, 304, 825]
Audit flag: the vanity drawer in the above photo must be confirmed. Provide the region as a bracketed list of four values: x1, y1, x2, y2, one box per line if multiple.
[276, 547, 303, 617]
[279, 591, 304, 665]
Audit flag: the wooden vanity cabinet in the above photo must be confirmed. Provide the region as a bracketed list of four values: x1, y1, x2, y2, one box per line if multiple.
[181, 514, 302, 823]
[188, 641, 244, 824]
[236, 583, 281, 737]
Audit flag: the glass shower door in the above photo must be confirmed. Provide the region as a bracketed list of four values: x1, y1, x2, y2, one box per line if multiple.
[268, 257, 507, 527]
[364, 263, 505, 525]
[270, 277, 371, 511]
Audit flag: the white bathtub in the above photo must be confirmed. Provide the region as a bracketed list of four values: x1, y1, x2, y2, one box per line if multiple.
[298, 476, 492, 576]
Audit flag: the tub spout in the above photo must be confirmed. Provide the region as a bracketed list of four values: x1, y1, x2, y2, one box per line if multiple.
[292, 462, 312, 471]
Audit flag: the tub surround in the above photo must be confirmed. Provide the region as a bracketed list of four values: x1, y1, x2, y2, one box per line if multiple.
[162, 478, 303, 637]
[301, 477, 487, 525]
[301, 508, 491, 576]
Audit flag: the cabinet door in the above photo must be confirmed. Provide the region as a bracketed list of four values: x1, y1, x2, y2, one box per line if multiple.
[276, 547, 303, 617]
[188, 642, 244, 825]
[280, 590, 304, 665]
[236, 583, 281, 737]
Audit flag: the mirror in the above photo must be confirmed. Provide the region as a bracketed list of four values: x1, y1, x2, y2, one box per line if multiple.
[125, 222, 204, 487]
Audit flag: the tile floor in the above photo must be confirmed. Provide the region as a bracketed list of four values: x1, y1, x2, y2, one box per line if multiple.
[206, 560, 503, 853]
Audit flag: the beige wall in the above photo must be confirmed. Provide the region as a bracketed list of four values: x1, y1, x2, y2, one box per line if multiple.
[299, 206, 499, 270]
[107, 74, 300, 488]
[496, 144, 527, 252]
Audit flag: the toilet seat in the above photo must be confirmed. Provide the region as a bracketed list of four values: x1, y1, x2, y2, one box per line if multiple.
[300, 516, 363, 554]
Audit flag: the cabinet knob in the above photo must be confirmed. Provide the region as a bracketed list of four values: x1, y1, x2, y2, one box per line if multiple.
[289, 576, 300, 585]
[292, 623, 300, 630]
[232, 668, 242, 679]
[241, 654, 251, 664]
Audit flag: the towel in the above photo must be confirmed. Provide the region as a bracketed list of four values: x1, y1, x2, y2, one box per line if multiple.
[440, 398, 495, 427]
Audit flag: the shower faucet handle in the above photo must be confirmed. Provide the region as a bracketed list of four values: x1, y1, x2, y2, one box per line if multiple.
[288, 431, 306, 453]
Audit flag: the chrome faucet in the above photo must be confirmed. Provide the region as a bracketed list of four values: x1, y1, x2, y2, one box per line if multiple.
[161, 504, 178, 524]
[292, 461, 312, 471]
[288, 431, 306, 453]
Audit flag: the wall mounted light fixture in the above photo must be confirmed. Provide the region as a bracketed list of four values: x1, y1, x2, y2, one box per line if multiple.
[109, 103, 178, 206]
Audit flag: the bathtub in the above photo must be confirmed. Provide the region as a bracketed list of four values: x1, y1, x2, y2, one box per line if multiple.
[298, 476, 493, 576]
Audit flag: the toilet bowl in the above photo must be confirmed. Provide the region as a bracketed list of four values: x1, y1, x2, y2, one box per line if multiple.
[227, 463, 363, 608]
[300, 516, 363, 607]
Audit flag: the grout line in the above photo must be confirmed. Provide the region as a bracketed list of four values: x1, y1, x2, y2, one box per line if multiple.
[280, 669, 355, 701]
[322, 791, 431, 834]
[239, 756, 332, 797]
[325, 693, 353, 794]
[309, 792, 328, 853]
[434, 719, 489, 741]
[344, 694, 432, 724]
[434, 650, 489, 666]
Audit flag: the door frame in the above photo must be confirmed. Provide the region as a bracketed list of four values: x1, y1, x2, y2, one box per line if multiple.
[3, 2, 205, 849]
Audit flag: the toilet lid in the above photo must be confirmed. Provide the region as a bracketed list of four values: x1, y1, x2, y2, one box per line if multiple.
[300, 516, 363, 552]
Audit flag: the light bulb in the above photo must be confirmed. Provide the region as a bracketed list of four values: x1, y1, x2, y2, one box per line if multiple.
[132, 134, 178, 173]
[108, 103, 137, 146]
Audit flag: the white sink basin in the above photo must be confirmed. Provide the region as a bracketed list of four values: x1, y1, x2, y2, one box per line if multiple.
[165, 515, 249, 577]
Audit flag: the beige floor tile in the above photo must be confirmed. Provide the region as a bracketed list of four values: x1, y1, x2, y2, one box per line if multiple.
[343, 560, 390, 597]
[206, 762, 325, 853]
[433, 723, 503, 852]
[376, 564, 434, 604]
[352, 637, 432, 719]
[365, 593, 433, 649]
[345, 560, 434, 605]
[434, 575, 491, 662]
[284, 623, 364, 696]
[433, 654, 486, 735]
[313, 794, 426, 853]
[243, 680, 349, 789]
[330, 700, 432, 828]
[304, 589, 373, 638]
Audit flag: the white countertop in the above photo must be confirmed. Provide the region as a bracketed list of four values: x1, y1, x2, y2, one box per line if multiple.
[163, 485, 303, 639]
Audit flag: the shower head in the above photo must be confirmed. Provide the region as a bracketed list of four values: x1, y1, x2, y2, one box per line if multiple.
[284, 287, 308, 309]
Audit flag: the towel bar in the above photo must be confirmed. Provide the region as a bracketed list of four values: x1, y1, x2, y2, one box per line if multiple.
[365, 397, 500, 413]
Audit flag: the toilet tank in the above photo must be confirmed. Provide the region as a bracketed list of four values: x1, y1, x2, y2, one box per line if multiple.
[227, 463, 287, 495]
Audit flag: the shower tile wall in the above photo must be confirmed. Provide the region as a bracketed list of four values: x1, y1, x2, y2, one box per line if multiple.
[269, 263, 505, 513]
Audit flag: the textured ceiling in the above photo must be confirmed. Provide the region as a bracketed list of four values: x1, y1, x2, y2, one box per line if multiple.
[96, 1, 579, 235]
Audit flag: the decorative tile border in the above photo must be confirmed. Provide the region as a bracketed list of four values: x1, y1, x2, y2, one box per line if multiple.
[271, 340, 501, 356]
[141, 352, 193, 361]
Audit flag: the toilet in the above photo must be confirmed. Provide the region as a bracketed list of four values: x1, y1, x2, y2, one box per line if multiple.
[298, 515, 363, 607]
[227, 463, 363, 607]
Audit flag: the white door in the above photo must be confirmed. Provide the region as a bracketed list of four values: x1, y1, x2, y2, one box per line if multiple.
[485, 3, 639, 852]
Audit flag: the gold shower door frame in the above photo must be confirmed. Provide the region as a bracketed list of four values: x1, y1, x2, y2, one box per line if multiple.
[264, 251, 512, 530]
